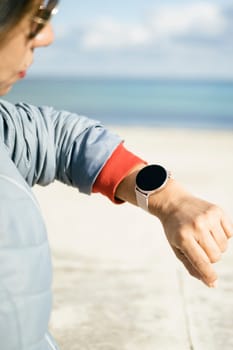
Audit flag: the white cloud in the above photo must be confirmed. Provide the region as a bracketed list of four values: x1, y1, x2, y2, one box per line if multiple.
[81, 17, 150, 50]
[148, 3, 226, 39]
[80, 3, 227, 50]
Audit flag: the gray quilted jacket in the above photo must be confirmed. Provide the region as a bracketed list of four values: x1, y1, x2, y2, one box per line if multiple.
[0, 100, 122, 350]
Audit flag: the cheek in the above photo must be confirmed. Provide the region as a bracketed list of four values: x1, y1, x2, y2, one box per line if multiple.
[0, 48, 30, 96]
[10, 47, 29, 67]
[1, 49, 28, 79]
[0, 31, 32, 92]
[1, 37, 31, 71]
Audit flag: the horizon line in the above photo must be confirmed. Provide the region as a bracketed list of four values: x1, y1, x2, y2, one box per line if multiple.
[27, 74, 233, 83]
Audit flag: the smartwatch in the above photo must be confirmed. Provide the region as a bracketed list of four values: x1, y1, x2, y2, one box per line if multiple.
[135, 164, 172, 211]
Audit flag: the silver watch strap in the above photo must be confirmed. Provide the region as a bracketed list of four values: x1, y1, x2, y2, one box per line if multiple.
[135, 188, 149, 212]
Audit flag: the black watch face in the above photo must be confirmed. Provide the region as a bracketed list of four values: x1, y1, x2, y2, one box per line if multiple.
[136, 165, 167, 191]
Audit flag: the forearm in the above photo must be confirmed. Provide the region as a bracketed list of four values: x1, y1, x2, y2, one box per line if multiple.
[115, 164, 145, 205]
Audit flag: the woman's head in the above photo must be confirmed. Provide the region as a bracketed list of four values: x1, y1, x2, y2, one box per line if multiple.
[0, 0, 58, 96]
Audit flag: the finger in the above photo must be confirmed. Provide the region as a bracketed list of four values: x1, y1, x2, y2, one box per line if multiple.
[221, 214, 233, 239]
[172, 247, 202, 280]
[197, 231, 222, 263]
[210, 225, 228, 253]
[182, 238, 218, 287]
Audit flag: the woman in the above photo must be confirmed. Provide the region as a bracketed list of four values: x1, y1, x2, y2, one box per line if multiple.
[0, 1, 232, 349]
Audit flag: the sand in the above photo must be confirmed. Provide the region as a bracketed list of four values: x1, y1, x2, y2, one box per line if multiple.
[33, 127, 233, 350]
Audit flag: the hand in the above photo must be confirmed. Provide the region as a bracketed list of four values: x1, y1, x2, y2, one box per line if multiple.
[148, 179, 233, 287]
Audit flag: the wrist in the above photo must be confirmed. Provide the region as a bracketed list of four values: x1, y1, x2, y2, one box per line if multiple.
[135, 164, 173, 212]
[148, 179, 189, 219]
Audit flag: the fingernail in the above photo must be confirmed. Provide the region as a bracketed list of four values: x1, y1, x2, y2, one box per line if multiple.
[209, 280, 218, 288]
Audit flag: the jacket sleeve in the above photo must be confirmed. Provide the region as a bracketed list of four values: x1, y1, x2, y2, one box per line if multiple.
[0, 100, 122, 194]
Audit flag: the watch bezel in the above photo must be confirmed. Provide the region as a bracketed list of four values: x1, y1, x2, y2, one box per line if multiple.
[136, 164, 169, 193]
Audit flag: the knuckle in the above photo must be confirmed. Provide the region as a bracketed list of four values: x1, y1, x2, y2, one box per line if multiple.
[219, 239, 228, 253]
[193, 215, 206, 231]
[193, 204, 222, 231]
[209, 252, 221, 263]
[178, 228, 191, 247]
[208, 204, 222, 218]
[209, 203, 220, 211]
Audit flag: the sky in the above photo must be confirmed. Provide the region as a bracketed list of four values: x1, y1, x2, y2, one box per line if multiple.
[30, 0, 233, 79]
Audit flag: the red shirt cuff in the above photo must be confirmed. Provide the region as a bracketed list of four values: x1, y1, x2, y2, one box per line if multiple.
[92, 143, 147, 204]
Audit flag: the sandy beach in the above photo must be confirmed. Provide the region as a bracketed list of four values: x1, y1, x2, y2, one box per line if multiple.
[33, 127, 233, 350]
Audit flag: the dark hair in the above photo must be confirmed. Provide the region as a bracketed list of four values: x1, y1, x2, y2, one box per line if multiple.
[0, 0, 38, 40]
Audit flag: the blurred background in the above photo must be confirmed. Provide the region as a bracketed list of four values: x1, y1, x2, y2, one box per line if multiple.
[7, 0, 233, 129]
[11, 2, 231, 347]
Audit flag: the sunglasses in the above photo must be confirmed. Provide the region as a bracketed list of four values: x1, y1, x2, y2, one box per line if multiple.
[29, 0, 59, 39]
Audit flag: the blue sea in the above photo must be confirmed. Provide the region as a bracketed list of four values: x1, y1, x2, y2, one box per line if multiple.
[6, 77, 233, 130]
